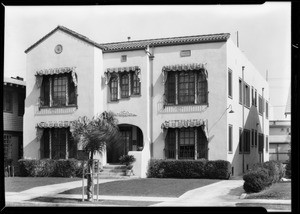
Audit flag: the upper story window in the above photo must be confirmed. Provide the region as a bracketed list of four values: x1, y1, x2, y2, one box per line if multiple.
[244, 83, 250, 108]
[266, 101, 269, 119]
[110, 76, 118, 101]
[107, 68, 141, 102]
[239, 79, 242, 104]
[254, 89, 257, 107]
[165, 70, 207, 105]
[40, 73, 77, 108]
[18, 92, 25, 116]
[251, 86, 254, 106]
[258, 95, 263, 115]
[228, 68, 232, 98]
[120, 73, 130, 98]
[4, 90, 13, 113]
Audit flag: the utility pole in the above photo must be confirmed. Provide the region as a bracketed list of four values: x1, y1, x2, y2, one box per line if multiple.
[242, 66, 245, 174]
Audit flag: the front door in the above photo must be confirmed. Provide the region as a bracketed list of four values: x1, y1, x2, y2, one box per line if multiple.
[107, 127, 132, 163]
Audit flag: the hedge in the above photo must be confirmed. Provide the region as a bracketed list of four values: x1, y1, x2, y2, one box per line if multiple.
[18, 159, 88, 177]
[147, 159, 231, 179]
[243, 160, 286, 193]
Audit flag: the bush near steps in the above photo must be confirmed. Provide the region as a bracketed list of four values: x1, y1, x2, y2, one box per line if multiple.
[147, 159, 231, 179]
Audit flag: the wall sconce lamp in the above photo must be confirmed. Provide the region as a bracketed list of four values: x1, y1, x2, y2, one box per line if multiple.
[228, 104, 234, 113]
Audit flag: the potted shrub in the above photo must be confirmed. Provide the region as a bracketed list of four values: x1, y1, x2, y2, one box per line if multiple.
[119, 155, 136, 176]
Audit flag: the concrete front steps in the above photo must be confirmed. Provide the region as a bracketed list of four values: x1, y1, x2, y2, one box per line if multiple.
[95, 164, 138, 179]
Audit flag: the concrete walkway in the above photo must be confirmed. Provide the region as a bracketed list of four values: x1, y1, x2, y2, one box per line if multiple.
[5, 178, 291, 210]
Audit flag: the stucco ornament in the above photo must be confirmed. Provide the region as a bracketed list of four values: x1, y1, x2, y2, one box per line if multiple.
[115, 111, 137, 117]
[54, 44, 63, 54]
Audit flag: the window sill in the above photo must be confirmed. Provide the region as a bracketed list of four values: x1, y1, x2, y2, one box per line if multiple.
[39, 105, 78, 109]
[228, 151, 233, 154]
[228, 95, 232, 99]
[164, 103, 208, 107]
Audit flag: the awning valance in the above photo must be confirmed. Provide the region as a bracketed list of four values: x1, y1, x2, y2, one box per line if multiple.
[36, 121, 73, 128]
[161, 119, 205, 129]
[162, 63, 208, 85]
[104, 66, 141, 84]
[35, 67, 77, 88]
[161, 119, 208, 139]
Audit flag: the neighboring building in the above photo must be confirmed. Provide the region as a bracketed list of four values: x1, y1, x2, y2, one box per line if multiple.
[23, 26, 269, 177]
[3, 76, 26, 174]
[269, 120, 291, 163]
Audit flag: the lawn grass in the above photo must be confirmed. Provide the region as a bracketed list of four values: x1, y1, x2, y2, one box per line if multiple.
[61, 178, 221, 197]
[5, 177, 81, 192]
[245, 181, 291, 200]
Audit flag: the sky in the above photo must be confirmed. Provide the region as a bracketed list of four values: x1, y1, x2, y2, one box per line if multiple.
[4, 3, 291, 120]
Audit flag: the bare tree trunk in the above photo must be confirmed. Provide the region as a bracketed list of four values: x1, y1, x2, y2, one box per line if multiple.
[87, 152, 93, 200]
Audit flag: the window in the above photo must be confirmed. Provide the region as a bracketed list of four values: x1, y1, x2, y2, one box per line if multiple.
[239, 79, 242, 104]
[110, 76, 118, 101]
[41, 128, 77, 159]
[258, 133, 264, 153]
[259, 95, 263, 114]
[255, 89, 257, 107]
[239, 128, 250, 153]
[239, 128, 242, 153]
[251, 129, 254, 147]
[4, 90, 13, 112]
[166, 72, 176, 104]
[40, 74, 77, 108]
[18, 93, 25, 116]
[228, 69, 232, 98]
[4, 134, 12, 160]
[244, 83, 250, 107]
[251, 87, 254, 106]
[178, 71, 195, 104]
[244, 129, 250, 153]
[179, 128, 195, 159]
[228, 125, 233, 152]
[255, 130, 258, 147]
[266, 101, 269, 119]
[120, 74, 129, 98]
[165, 129, 176, 159]
[165, 71, 207, 105]
[266, 135, 269, 152]
[165, 127, 208, 160]
[131, 72, 141, 95]
[121, 55, 127, 62]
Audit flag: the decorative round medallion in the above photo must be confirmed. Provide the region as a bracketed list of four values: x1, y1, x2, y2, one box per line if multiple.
[54, 44, 63, 54]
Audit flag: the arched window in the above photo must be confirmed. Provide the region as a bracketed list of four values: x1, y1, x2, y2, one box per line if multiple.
[120, 74, 129, 98]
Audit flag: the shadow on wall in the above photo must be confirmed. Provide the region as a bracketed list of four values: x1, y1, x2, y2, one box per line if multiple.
[24, 138, 39, 159]
[231, 105, 263, 176]
[25, 83, 39, 108]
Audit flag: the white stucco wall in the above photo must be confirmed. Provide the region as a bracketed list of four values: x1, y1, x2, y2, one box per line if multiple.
[226, 39, 269, 175]
[151, 42, 228, 161]
[24, 30, 100, 159]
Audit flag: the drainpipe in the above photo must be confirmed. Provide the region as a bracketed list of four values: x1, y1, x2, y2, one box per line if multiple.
[242, 66, 245, 174]
[146, 46, 154, 157]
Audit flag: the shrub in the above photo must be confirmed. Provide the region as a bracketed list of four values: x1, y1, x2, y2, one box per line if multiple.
[119, 155, 136, 166]
[147, 159, 231, 179]
[18, 159, 87, 177]
[243, 167, 271, 193]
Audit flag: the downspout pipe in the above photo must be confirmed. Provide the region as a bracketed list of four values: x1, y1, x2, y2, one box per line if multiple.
[262, 87, 264, 163]
[242, 66, 245, 174]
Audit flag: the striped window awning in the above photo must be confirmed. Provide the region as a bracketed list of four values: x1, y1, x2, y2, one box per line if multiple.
[35, 67, 77, 88]
[36, 121, 73, 128]
[161, 119, 208, 139]
[104, 66, 141, 84]
[162, 63, 208, 85]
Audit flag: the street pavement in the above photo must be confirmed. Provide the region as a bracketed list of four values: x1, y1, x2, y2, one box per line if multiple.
[5, 177, 291, 210]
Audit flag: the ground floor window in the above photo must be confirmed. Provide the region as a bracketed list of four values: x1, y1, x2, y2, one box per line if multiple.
[165, 127, 208, 160]
[4, 134, 12, 160]
[40, 128, 77, 159]
[269, 143, 290, 163]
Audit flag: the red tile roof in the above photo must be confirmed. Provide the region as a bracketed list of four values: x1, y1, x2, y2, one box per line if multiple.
[25, 25, 230, 53]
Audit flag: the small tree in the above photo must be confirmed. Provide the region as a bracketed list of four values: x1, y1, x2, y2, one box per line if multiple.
[70, 111, 120, 200]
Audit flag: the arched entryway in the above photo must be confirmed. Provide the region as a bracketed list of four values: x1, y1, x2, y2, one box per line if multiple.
[107, 124, 144, 163]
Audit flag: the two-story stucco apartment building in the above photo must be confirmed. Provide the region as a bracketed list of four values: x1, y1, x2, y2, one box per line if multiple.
[23, 26, 269, 177]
